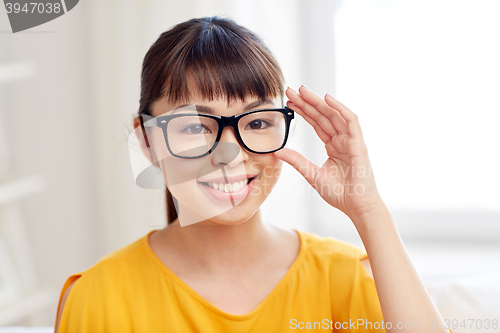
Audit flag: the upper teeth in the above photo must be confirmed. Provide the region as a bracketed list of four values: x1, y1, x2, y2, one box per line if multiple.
[208, 180, 248, 193]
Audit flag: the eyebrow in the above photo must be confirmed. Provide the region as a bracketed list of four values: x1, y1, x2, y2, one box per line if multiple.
[173, 99, 275, 115]
[243, 99, 275, 111]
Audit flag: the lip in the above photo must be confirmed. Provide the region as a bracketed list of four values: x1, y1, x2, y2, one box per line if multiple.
[197, 174, 259, 184]
[197, 174, 259, 202]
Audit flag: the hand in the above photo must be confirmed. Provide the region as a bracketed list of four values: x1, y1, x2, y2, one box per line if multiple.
[274, 86, 386, 221]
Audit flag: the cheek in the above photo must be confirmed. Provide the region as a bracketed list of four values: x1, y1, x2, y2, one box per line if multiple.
[148, 127, 170, 164]
[257, 155, 283, 184]
[160, 155, 210, 188]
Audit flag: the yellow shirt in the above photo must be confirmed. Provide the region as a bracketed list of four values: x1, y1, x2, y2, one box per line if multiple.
[55, 229, 429, 332]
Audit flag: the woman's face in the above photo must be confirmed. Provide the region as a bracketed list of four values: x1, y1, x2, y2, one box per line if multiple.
[148, 93, 284, 227]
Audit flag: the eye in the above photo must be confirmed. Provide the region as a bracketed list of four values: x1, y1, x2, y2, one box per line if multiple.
[183, 124, 211, 134]
[245, 119, 270, 130]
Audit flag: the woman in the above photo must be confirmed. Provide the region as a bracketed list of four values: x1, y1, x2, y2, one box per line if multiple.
[55, 16, 451, 332]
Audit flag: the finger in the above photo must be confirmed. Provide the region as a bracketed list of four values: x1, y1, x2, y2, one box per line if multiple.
[295, 86, 349, 133]
[274, 148, 318, 186]
[324, 94, 363, 135]
[286, 101, 332, 144]
[286, 87, 340, 137]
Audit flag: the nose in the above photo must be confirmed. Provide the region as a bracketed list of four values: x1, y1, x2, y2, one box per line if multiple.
[210, 127, 248, 167]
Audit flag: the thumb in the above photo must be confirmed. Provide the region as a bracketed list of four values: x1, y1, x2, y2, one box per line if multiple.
[274, 148, 318, 186]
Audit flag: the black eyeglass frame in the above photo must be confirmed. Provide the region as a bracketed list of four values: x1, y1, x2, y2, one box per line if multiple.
[141, 107, 294, 159]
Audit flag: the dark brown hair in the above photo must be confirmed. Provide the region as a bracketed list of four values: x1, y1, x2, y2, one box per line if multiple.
[138, 16, 285, 224]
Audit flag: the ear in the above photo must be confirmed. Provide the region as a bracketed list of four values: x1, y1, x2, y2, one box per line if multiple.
[133, 115, 155, 165]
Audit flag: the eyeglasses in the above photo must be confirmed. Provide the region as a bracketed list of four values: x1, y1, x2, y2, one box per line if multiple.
[141, 107, 294, 159]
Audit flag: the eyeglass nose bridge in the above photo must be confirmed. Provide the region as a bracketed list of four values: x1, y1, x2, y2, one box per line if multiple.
[209, 114, 246, 153]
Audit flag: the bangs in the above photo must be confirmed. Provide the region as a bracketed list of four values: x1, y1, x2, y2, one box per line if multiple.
[161, 20, 284, 105]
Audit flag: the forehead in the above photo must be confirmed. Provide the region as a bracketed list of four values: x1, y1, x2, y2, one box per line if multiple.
[151, 95, 279, 117]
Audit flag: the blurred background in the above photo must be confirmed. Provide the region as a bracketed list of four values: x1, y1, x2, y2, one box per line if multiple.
[0, 0, 499, 331]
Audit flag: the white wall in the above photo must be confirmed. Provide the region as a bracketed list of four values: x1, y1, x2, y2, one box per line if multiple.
[1, 2, 99, 325]
[0, 0, 336, 325]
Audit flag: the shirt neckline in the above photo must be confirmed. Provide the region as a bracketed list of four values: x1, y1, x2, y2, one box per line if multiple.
[142, 227, 306, 321]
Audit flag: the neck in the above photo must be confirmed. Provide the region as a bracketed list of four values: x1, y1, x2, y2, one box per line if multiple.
[162, 210, 276, 274]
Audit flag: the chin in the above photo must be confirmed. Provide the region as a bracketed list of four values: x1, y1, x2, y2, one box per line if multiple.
[207, 205, 258, 226]
[176, 194, 263, 227]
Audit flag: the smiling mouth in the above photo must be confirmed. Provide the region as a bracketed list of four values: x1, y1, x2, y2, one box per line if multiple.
[198, 175, 258, 193]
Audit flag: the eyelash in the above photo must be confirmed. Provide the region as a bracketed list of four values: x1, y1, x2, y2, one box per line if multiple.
[244, 119, 272, 130]
[181, 124, 211, 134]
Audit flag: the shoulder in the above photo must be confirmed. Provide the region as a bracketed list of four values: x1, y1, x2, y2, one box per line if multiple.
[297, 229, 367, 260]
[55, 232, 154, 330]
[296, 230, 373, 277]
[60, 231, 153, 296]
[96, 232, 150, 266]
[91, 231, 152, 273]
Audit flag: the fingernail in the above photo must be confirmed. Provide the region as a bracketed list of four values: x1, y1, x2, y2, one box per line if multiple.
[300, 85, 310, 91]
[287, 87, 298, 94]
[326, 93, 335, 100]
